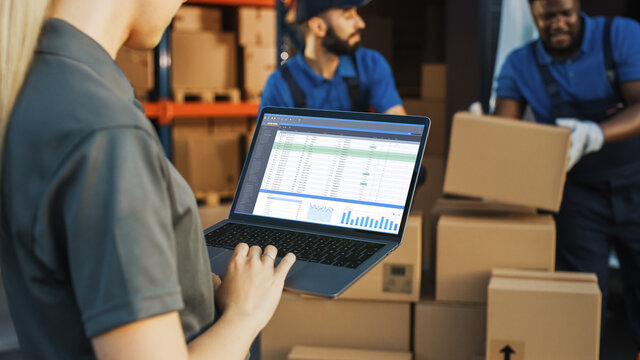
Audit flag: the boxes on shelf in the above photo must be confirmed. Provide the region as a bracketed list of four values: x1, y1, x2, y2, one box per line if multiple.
[403, 98, 447, 156]
[173, 132, 242, 194]
[487, 269, 601, 360]
[436, 213, 555, 303]
[420, 63, 447, 100]
[409, 155, 445, 270]
[238, 6, 276, 46]
[338, 214, 421, 302]
[414, 300, 487, 360]
[244, 45, 277, 99]
[262, 294, 411, 360]
[287, 346, 412, 360]
[443, 112, 570, 212]
[115, 47, 154, 99]
[171, 31, 237, 99]
[173, 5, 222, 32]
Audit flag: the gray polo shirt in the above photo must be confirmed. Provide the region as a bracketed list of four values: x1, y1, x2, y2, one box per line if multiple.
[0, 19, 214, 358]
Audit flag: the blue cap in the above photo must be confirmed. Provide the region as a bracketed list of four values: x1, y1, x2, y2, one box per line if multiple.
[296, 0, 372, 23]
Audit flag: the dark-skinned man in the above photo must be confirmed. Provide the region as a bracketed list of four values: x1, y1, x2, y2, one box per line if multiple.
[494, 0, 640, 357]
[259, 0, 406, 115]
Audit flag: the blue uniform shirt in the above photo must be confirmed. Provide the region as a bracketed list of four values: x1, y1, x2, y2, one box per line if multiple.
[496, 13, 640, 123]
[260, 48, 402, 113]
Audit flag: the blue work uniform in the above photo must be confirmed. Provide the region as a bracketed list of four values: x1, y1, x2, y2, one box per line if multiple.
[497, 13, 640, 351]
[259, 48, 403, 113]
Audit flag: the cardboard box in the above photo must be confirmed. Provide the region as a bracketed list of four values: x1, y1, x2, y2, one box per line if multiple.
[171, 31, 237, 91]
[173, 132, 242, 193]
[173, 5, 222, 32]
[198, 204, 232, 228]
[443, 112, 570, 212]
[436, 214, 555, 303]
[487, 269, 601, 360]
[338, 214, 421, 302]
[421, 63, 446, 100]
[414, 301, 487, 360]
[115, 47, 154, 95]
[410, 156, 445, 269]
[238, 7, 276, 46]
[288, 346, 412, 360]
[404, 98, 447, 155]
[432, 198, 537, 217]
[262, 294, 411, 360]
[244, 45, 277, 96]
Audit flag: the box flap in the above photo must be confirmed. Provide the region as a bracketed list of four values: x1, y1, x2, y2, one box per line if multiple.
[491, 268, 597, 283]
[288, 346, 412, 360]
[432, 198, 537, 216]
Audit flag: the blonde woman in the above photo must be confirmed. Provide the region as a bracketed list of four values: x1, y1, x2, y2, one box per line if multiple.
[0, 0, 296, 359]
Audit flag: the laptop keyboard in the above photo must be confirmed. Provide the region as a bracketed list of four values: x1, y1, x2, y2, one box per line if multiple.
[205, 223, 384, 269]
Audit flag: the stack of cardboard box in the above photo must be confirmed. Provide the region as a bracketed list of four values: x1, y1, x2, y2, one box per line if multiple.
[171, 5, 239, 103]
[115, 47, 154, 100]
[402, 63, 448, 278]
[238, 6, 277, 101]
[261, 214, 423, 359]
[413, 112, 602, 360]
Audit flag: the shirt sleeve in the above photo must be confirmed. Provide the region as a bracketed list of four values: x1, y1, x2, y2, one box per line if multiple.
[363, 51, 403, 113]
[259, 70, 294, 115]
[612, 17, 640, 83]
[55, 127, 183, 338]
[495, 50, 525, 101]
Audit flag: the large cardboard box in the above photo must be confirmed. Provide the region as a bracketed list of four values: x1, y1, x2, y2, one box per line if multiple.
[238, 6, 276, 46]
[288, 346, 412, 360]
[414, 301, 487, 360]
[421, 63, 447, 100]
[262, 294, 411, 360]
[487, 269, 601, 360]
[171, 31, 237, 92]
[173, 5, 222, 32]
[115, 47, 154, 96]
[443, 112, 570, 212]
[173, 133, 242, 193]
[436, 214, 555, 303]
[338, 214, 421, 302]
[244, 45, 277, 97]
[404, 99, 447, 156]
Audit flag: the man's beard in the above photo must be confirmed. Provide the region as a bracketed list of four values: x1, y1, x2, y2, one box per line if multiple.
[322, 24, 362, 56]
[543, 19, 584, 58]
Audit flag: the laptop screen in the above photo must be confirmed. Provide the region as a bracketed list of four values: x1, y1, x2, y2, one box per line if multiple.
[233, 109, 426, 235]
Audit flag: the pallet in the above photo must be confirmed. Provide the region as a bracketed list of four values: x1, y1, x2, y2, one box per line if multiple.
[194, 190, 235, 206]
[173, 88, 241, 103]
[245, 91, 262, 103]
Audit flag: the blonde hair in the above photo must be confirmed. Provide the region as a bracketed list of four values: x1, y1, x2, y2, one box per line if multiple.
[0, 0, 49, 178]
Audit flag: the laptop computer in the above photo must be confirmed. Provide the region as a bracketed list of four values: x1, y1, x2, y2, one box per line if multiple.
[204, 106, 430, 298]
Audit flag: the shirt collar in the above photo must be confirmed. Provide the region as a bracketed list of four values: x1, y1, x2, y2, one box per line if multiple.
[36, 18, 134, 99]
[291, 49, 358, 86]
[534, 12, 592, 65]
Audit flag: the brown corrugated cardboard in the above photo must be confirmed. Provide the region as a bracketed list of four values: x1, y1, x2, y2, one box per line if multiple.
[338, 214, 421, 302]
[487, 269, 601, 360]
[421, 63, 447, 100]
[198, 204, 231, 228]
[171, 31, 237, 92]
[432, 198, 536, 217]
[414, 301, 486, 360]
[404, 99, 447, 155]
[470, 355, 485, 360]
[288, 346, 412, 360]
[262, 294, 411, 360]
[436, 214, 555, 303]
[244, 45, 277, 96]
[238, 7, 276, 46]
[173, 133, 241, 193]
[410, 156, 445, 269]
[115, 47, 154, 95]
[173, 5, 222, 32]
[443, 112, 570, 212]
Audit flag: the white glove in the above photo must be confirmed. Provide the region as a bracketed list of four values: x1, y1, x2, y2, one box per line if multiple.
[555, 118, 604, 171]
[468, 101, 483, 115]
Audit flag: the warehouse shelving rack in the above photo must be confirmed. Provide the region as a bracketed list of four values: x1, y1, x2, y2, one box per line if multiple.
[144, 0, 279, 159]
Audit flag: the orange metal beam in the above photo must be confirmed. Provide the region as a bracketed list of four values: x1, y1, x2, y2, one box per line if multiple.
[141, 101, 260, 124]
[186, 0, 274, 6]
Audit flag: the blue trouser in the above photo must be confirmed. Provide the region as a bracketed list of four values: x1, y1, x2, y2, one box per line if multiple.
[556, 179, 640, 352]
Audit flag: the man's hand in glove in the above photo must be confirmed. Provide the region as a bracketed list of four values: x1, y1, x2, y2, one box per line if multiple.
[555, 118, 605, 171]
